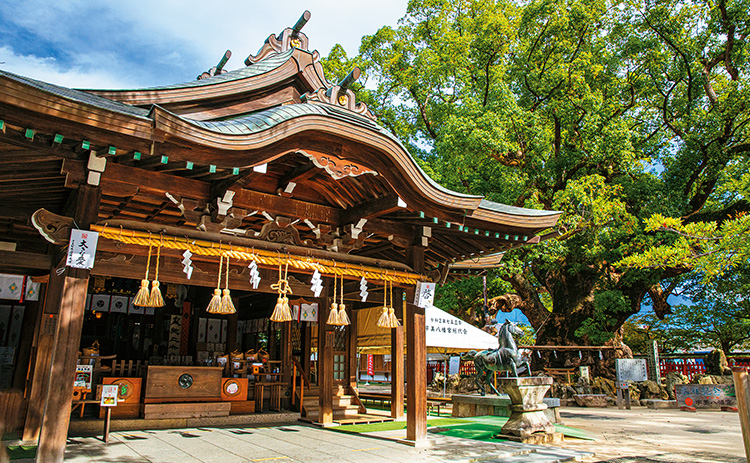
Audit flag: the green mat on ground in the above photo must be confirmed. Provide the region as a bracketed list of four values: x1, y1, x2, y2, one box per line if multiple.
[431, 416, 596, 441]
[6, 445, 37, 460]
[333, 418, 466, 433]
[332, 415, 595, 441]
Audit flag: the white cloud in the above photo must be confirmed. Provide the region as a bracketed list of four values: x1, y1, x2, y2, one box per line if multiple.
[0, 46, 144, 88]
[0, 1, 406, 89]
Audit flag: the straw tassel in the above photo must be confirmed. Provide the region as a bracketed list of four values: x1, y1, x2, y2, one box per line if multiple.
[134, 241, 152, 306]
[270, 260, 293, 322]
[149, 239, 165, 307]
[326, 272, 341, 325]
[337, 271, 350, 325]
[206, 255, 224, 314]
[219, 255, 236, 314]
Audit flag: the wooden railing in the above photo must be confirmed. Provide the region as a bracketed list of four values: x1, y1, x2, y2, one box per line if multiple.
[291, 357, 310, 413]
[348, 385, 367, 414]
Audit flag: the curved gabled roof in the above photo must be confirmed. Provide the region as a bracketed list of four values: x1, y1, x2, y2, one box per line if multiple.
[0, 44, 561, 266]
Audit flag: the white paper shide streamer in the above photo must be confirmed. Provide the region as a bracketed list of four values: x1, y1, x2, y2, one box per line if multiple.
[310, 269, 323, 297]
[248, 260, 261, 289]
[181, 250, 193, 279]
[359, 276, 369, 302]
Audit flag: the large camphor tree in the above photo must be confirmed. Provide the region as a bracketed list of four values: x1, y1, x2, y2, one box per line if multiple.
[327, 0, 750, 347]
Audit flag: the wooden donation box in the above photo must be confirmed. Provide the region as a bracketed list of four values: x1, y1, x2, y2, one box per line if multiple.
[142, 366, 230, 419]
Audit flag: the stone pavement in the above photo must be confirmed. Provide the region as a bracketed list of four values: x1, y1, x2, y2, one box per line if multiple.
[55, 423, 591, 463]
[557, 407, 746, 463]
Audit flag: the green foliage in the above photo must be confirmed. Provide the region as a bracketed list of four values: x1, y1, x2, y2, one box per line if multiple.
[333, 0, 750, 344]
[625, 270, 750, 353]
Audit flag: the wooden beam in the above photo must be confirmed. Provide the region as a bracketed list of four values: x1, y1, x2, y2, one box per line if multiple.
[276, 161, 319, 196]
[230, 187, 340, 225]
[340, 194, 406, 226]
[0, 250, 52, 272]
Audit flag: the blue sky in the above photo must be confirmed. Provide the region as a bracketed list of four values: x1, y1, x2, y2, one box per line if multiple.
[0, 1, 406, 89]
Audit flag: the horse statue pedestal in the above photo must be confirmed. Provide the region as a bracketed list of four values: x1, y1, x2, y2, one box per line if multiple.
[495, 376, 563, 444]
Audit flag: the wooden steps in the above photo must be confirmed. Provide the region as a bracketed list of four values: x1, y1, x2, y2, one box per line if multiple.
[298, 385, 393, 425]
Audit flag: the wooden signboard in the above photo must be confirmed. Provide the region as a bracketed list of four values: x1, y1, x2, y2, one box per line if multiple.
[143, 366, 222, 403]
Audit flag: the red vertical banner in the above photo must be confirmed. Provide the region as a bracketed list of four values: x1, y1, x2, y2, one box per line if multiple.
[367, 354, 374, 376]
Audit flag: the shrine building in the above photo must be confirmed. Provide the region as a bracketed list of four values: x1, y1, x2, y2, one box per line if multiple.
[0, 11, 560, 462]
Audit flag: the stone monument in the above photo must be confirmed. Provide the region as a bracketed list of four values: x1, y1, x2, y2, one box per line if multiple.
[495, 376, 563, 444]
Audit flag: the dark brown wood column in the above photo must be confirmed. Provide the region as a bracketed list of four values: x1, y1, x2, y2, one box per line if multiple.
[37, 185, 100, 463]
[347, 307, 358, 390]
[405, 241, 427, 442]
[317, 281, 333, 424]
[22, 279, 54, 442]
[390, 288, 404, 419]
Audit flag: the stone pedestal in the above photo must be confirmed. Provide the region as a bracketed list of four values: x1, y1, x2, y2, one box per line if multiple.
[496, 376, 560, 442]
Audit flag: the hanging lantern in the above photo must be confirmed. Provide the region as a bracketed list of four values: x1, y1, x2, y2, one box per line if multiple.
[206, 255, 224, 314]
[149, 237, 165, 307]
[326, 272, 342, 326]
[218, 255, 236, 314]
[134, 238, 153, 307]
[337, 272, 350, 326]
[270, 260, 293, 322]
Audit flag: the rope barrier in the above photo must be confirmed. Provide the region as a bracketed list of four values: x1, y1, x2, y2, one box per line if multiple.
[92, 225, 421, 285]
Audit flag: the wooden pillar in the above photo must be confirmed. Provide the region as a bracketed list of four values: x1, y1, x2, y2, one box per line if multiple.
[405, 241, 427, 442]
[37, 185, 100, 463]
[22, 280, 55, 442]
[317, 281, 333, 424]
[390, 288, 404, 419]
[301, 322, 311, 378]
[733, 367, 750, 462]
[281, 321, 292, 386]
[347, 308, 358, 390]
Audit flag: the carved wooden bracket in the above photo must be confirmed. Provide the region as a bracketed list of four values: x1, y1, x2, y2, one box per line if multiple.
[301, 150, 377, 181]
[245, 11, 312, 65]
[31, 208, 74, 245]
[301, 86, 375, 120]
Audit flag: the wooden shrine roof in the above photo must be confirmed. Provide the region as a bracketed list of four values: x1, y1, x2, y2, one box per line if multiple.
[0, 16, 561, 279]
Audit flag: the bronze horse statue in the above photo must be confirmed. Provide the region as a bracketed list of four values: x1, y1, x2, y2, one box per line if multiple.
[464, 320, 531, 396]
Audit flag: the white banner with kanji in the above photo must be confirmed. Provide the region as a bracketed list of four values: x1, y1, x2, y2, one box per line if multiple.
[66, 229, 99, 269]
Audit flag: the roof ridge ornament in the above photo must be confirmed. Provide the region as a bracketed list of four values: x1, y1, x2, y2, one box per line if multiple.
[197, 50, 232, 80]
[245, 11, 311, 65]
[301, 67, 375, 120]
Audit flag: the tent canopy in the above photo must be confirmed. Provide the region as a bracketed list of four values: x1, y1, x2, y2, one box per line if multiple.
[357, 305, 498, 354]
